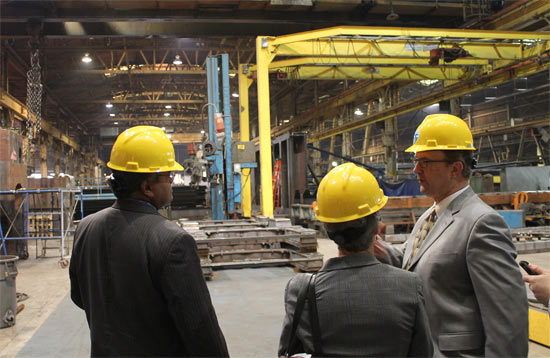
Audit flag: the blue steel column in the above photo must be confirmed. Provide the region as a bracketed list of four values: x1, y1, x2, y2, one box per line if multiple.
[221, 54, 234, 215]
[206, 56, 224, 220]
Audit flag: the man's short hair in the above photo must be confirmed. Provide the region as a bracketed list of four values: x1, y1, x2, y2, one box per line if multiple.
[443, 150, 473, 179]
[324, 213, 379, 252]
[107, 170, 159, 199]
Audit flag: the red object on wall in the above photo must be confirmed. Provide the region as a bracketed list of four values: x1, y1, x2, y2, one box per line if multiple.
[215, 113, 225, 133]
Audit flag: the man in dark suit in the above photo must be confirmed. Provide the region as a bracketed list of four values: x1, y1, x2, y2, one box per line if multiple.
[69, 126, 228, 357]
[279, 163, 433, 357]
[376, 114, 528, 357]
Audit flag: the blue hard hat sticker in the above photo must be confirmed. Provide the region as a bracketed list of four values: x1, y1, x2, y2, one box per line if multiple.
[413, 131, 420, 144]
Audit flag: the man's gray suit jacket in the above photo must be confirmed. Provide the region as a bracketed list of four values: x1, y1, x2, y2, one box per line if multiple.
[384, 187, 528, 357]
[278, 253, 433, 357]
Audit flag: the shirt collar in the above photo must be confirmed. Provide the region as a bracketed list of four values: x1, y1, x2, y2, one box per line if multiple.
[434, 185, 470, 217]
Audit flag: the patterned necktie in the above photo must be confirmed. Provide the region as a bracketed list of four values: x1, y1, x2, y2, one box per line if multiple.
[405, 208, 437, 270]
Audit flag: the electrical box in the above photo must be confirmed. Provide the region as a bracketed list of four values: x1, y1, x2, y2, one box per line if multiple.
[232, 142, 255, 163]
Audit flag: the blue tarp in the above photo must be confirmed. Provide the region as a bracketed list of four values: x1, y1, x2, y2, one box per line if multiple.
[378, 179, 423, 197]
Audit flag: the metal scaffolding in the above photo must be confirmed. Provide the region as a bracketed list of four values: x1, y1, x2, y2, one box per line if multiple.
[0, 189, 83, 258]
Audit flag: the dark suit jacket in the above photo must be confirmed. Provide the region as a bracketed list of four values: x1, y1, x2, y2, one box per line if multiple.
[69, 199, 228, 357]
[384, 188, 528, 357]
[278, 253, 433, 357]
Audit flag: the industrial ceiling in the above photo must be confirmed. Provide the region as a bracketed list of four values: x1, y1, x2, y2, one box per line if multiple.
[0, 0, 548, 160]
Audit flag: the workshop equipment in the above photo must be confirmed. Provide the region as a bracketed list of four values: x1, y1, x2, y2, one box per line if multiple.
[0, 255, 18, 328]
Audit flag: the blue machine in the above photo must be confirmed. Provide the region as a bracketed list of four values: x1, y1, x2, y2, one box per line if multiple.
[205, 54, 256, 220]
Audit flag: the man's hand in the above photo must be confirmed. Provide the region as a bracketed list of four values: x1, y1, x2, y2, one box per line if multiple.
[522, 263, 550, 305]
[373, 235, 388, 259]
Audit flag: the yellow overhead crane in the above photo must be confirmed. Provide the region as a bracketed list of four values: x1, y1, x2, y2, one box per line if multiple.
[238, 25, 550, 218]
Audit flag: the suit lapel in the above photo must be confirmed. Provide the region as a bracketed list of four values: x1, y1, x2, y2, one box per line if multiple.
[408, 212, 453, 269]
[402, 209, 432, 269]
[407, 187, 476, 270]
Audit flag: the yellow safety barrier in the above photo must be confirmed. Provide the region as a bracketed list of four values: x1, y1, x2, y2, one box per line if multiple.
[529, 307, 550, 347]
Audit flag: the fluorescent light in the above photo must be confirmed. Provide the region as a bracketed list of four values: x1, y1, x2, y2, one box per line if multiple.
[173, 55, 183, 65]
[354, 109, 363, 115]
[200, 130, 205, 134]
[165, 105, 172, 109]
[113, 121, 119, 124]
[232, 93, 239, 98]
[164, 113, 170, 117]
[106, 103, 113, 108]
[161, 127, 166, 130]
[109, 113, 115, 117]
[81, 53, 92, 63]
[331, 161, 338, 167]
[283, 119, 289, 123]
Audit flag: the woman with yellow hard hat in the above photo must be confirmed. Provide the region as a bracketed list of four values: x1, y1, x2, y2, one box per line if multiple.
[278, 163, 433, 357]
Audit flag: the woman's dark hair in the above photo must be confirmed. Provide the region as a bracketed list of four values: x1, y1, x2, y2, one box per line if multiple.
[324, 213, 379, 253]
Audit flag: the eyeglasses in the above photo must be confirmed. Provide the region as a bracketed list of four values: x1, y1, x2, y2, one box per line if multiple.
[156, 172, 174, 183]
[412, 158, 451, 169]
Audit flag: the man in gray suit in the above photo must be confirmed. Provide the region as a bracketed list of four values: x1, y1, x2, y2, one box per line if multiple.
[376, 114, 528, 357]
[279, 163, 433, 357]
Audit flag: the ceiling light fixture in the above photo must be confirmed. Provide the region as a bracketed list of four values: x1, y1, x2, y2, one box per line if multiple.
[173, 55, 183, 65]
[164, 113, 170, 117]
[109, 113, 115, 117]
[354, 109, 363, 116]
[113, 121, 119, 125]
[105, 102, 113, 108]
[165, 105, 172, 109]
[386, 1, 399, 21]
[232, 93, 239, 98]
[81, 53, 92, 63]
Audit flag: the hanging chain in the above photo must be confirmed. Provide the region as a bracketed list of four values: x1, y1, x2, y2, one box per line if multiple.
[26, 49, 43, 143]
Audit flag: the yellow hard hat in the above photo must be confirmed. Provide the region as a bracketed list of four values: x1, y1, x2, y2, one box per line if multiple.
[107, 126, 184, 173]
[405, 114, 475, 153]
[314, 163, 388, 223]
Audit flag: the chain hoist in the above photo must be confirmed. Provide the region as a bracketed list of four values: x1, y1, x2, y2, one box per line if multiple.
[26, 49, 43, 143]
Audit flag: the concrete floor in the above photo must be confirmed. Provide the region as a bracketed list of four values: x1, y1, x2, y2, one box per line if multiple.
[0, 238, 549, 357]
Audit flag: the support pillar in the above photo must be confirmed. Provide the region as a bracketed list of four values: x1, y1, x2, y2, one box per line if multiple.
[341, 104, 353, 158]
[361, 100, 376, 163]
[53, 143, 61, 176]
[256, 37, 276, 218]
[238, 64, 253, 217]
[382, 85, 399, 179]
[39, 138, 48, 178]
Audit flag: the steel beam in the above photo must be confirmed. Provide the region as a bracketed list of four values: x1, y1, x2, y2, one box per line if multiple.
[271, 39, 548, 61]
[76, 69, 207, 75]
[238, 64, 254, 218]
[269, 79, 396, 139]
[270, 26, 550, 45]
[272, 65, 484, 80]
[0, 89, 80, 151]
[84, 99, 204, 104]
[308, 56, 550, 141]
[269, 56, 490, 67]
[256, 36, 276, 218]
[108, 116, 200, 121]
[478, 0, 550, 31]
